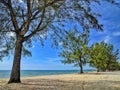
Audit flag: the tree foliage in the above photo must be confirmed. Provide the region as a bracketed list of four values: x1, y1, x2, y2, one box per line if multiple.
[59, 29, 89, 73]
[89, 41, 119, 72]
[0, 0, 118, 60]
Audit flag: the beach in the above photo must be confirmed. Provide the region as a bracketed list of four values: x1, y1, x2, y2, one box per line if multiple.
[0, 71, 120, 90]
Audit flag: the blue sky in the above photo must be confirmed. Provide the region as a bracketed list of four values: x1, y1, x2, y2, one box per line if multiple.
[0, 2, 120, 70]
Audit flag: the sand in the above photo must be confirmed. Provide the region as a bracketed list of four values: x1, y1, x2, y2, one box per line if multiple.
[0, 71, 120, 90]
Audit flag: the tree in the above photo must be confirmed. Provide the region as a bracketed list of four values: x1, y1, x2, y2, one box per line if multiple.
[59, 30, 89, 73]
[89, 41, 119, 72]
[89, 42, 107, 72]
[0, 0, 118, 83]
[118, 62, 120, 70]
[106, 45, 119, 71]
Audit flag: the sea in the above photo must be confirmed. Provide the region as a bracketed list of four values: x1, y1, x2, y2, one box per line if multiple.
[0, 70, 94, 78]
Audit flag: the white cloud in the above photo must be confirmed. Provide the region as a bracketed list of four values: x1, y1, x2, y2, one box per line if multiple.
[32, 45, 35, 48]
[104, 36, 110, 43]
[18, 0, 23, 3]
[5, 32, 15, 38]
[113, 32, 120, 36]
[9, 32, 15, 37]
[0, 47, 6, 52]
[7, 32, 15, 37]
[59, 42, 63, 46]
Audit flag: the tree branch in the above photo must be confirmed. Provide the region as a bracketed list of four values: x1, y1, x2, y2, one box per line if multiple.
[23, 0, 64, 41]
[20, 0, 31, 35]
[31, 0, 64, 21]
[24, 1, 47, 41]
[0, 0, 19, 32]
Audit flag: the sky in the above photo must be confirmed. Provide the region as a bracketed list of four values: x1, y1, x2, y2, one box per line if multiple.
[0, 1, 120, 70]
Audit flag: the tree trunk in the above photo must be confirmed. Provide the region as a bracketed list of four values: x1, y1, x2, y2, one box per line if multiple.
[8, 37, 23, 83]
[97, 69, 100, 72]
[79, 59, 83, 74]
[79, 63, 83, 74]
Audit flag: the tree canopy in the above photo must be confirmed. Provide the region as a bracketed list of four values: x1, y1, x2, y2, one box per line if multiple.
[59, 29, 89, 73]
[89, 41, 119, 72]
[0, 0, 117, 59]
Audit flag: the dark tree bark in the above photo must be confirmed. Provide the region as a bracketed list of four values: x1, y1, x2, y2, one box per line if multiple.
[79, 59, 83, 74]
[8, 36, 23, 83]
[79, 64, 83, 74]
[97, 68, 100, 72]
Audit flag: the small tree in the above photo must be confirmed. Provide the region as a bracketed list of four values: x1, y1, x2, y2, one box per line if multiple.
[59, 30, 89, 73]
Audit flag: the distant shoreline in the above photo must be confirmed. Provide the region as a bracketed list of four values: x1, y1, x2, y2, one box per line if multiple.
[0, 69, 96, 79]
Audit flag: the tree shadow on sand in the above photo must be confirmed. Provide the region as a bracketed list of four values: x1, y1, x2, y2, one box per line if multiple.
[0, 79, 120, 90]
[19, 79, 120, 90]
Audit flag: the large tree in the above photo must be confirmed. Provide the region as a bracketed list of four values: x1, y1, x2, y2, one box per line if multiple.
[59, 30, 89, 73]
[0, 0, 118, 83]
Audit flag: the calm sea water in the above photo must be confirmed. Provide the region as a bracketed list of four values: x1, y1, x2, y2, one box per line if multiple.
[0, 70, 93, 78]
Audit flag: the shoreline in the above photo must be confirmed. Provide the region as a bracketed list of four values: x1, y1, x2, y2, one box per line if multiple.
[1, 70, 120, 79]
[0, 71, 120, 90]
[0, 70, 96, 79]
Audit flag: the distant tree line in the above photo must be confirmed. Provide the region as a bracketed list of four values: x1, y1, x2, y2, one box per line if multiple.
[59, 30, 120, 73]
